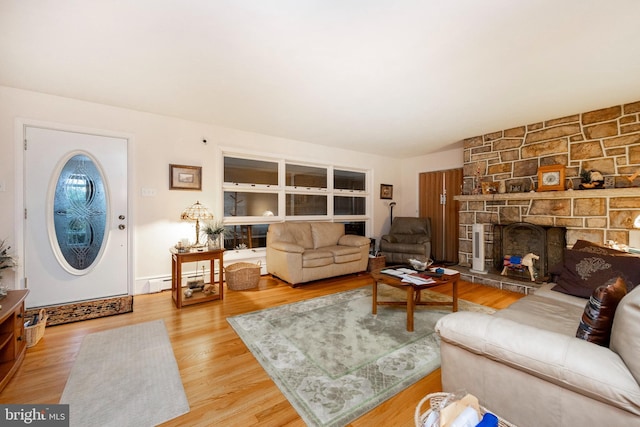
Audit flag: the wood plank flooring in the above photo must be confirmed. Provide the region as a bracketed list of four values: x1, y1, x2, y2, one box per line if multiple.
[0, 274, 524, 426]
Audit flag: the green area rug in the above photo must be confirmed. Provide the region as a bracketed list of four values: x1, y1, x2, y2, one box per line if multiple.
[228, 285, 494, 427]
[60, 320, 189, 427]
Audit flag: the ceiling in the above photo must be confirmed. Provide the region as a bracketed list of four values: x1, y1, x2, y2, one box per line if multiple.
[2, 1, 640, 158]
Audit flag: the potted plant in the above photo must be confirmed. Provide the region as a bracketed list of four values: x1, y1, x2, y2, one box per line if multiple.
[201, 221, 225, 250]
[0, 239, 17, 294]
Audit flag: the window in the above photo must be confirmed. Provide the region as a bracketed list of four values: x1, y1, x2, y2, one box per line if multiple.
[334, 195, 365, 215]
[224, 157, 278, 186]
[286, 164, 326, 189]
[286, 194, 328, 216]
[222, 153, 370, 250]
[334, 169, 366, 191]
[223, 191, 278, 217]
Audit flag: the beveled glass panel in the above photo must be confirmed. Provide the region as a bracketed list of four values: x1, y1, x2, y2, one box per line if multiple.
[53, 154, 107, 271]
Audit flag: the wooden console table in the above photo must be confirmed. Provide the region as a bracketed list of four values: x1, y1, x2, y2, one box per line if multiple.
[0, 289, 29, 391]
[171, 249, 224, 308]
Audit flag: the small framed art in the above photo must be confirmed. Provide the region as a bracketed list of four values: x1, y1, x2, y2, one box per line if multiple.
[537, 164, 565, 192]
[170, 164, 202, 190]
[380, 184, 393, 199]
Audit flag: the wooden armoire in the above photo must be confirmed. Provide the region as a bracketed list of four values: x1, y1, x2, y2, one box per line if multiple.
[419, 168, 462, 264]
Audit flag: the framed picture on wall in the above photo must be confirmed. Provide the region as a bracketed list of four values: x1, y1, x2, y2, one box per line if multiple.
[170, 164, 202, 190]
[380, 184, 393, 199]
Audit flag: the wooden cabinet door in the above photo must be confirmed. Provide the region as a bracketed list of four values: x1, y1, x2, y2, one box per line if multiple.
[419, 169, 462, 263]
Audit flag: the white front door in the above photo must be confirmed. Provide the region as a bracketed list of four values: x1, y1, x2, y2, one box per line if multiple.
[24, 126, 129, 308]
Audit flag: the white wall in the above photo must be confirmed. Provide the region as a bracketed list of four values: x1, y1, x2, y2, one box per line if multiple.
[0, 86, 409, 289]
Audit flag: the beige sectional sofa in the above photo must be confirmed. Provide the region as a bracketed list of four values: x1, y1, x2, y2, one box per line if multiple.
[266, 222, 370, 285]
[435, 281, 640, 427]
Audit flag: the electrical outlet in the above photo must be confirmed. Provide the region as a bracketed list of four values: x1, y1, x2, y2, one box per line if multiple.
[0, 181, 5, 192]
[141, 188, 157, 197]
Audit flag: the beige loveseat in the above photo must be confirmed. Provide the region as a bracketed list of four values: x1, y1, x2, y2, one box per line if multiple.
[435, 281, 640, 427]
[266, 222, 370, 286]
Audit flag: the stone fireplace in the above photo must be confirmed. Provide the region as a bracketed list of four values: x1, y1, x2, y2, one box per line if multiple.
[454, 100, 640, 290]
[493, 222, 565, 281]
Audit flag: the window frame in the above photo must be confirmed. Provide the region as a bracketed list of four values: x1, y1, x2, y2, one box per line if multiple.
[221, 152, 372, 250]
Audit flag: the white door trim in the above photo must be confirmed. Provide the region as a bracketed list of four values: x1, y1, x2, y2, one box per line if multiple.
[14, 118, 134, 296]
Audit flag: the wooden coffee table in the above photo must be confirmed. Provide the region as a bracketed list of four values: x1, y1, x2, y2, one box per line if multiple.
[371, 266, 459, 332]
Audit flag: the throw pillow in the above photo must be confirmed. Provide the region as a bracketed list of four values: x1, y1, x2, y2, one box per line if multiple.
[576, 276, 627, 346]
[571, 239, 633, 256]
[551, 248, 640, 298]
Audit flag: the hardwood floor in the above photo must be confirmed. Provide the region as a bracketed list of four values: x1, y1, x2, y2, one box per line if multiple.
[1, 274, 524, 426]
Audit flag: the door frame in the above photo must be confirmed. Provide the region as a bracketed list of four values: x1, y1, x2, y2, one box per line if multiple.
[13, 118, 134, 295]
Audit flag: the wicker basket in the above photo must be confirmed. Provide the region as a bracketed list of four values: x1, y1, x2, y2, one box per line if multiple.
[25, 308, 48, 348]
[415, 392, 517, 427]
[367, 255, 386, 272]
[225, 261, 261, 290]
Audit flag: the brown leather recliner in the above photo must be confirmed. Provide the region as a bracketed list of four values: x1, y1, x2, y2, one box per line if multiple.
[379, 217, 432, 265]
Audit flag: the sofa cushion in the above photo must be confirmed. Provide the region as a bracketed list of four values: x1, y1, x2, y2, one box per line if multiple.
[551, 248, 640, 298]
[494, 294, 584, 336]
[269, 222, 314, 249]
[310, 222, 344, 249]
[576, 276, 627, 347]
[325, 245, 361, 263]
[338, 234, 370, 247]
[533, 283, 588, 308]
[610, 286, 640, 384]
[301, 249, 334, 268]
[436, 312, 640, 414]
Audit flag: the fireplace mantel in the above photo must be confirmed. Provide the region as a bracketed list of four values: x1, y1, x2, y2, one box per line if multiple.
[454, 187, 640, 202]
[455, 186, 640, 272]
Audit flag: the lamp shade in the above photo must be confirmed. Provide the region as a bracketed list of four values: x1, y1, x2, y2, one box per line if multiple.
[181, 201, 214, 245]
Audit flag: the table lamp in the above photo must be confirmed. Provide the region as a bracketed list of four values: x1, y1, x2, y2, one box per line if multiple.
[180, 201, 214, 246]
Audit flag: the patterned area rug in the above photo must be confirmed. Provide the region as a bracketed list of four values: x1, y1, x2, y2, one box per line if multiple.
[228, 285, 494, 427]
[60, 320, 189, 427]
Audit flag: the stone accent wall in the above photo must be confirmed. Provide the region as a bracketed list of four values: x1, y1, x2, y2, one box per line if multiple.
[462, 100, 640, 193]
[456, 100, 640, 270]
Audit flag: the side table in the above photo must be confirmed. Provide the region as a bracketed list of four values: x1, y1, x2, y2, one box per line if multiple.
[171, 249, 224, 308]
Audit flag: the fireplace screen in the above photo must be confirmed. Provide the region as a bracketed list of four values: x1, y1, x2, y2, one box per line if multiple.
[493, 223, 565, 281]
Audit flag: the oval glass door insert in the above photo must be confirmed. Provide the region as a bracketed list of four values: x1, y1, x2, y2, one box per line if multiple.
[52, 153, 107, 273]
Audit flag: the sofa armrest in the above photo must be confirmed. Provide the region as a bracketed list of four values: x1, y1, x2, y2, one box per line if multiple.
[381, 234, 396, 243]
[269, 241, 305, 253]
[338, 235, 370, 247]
[436, 312, 640, 413]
